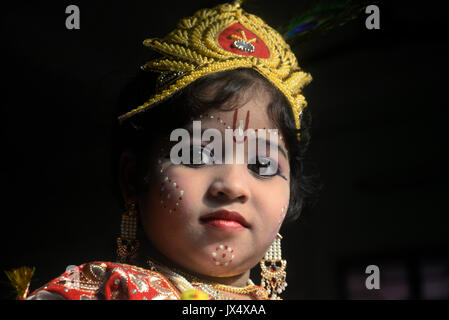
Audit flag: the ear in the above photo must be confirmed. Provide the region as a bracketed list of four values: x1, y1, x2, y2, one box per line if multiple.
[119, 151, 138, 203]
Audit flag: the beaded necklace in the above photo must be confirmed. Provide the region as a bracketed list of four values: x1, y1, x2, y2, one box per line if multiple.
[147, 259, 268, 300]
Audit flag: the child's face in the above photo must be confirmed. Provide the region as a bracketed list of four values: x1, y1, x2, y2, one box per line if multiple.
[139, 89, 290, 278]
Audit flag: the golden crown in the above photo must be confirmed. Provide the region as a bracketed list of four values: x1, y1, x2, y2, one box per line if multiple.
[118, 1, 312, 135]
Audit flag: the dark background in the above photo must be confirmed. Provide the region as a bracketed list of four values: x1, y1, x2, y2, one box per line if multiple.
[1, 0, 448, 299]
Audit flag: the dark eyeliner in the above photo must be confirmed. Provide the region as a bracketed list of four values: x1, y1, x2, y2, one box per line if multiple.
[278, 173, 288, 181]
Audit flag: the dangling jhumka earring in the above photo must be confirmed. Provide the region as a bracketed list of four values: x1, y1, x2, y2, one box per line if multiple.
[117, 202, 139, 263]
[260, 233, 287, 300]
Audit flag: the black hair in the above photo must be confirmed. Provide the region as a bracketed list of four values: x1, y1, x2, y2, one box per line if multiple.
[111, 68, 321, 223]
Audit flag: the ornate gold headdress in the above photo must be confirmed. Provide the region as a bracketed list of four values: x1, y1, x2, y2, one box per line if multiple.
[118, 1, 312, 136]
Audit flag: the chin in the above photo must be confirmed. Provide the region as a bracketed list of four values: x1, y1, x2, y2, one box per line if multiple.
[200, 262, 251, 278]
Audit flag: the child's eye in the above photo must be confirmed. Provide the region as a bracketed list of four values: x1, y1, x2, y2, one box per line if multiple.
[247, 156, 281, 179]
[185, 145, 215, 167]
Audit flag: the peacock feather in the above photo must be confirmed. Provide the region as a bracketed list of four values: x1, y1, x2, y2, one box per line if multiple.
[277, 0, 375, 47]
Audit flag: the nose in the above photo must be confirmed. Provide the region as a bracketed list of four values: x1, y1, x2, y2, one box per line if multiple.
[207, 164, 250, 203]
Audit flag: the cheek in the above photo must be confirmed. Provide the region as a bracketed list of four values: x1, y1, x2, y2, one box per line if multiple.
[253, 181, 289, 244]
[268, 202, 288, 240]
[278, 203, 288, 229]
[159, 174, 185, 214]
[155, 160, 202, 215]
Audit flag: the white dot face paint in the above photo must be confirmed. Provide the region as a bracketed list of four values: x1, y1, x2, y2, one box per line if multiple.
[192, 113, 286, 143]
[157, 155, 184, 214]
[279, 204, 288, 225]
[269, 202, 289, 241]
[211, 244, 234, 267]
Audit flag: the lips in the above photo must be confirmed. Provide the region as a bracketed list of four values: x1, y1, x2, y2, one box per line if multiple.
[200, 210, 250, 229]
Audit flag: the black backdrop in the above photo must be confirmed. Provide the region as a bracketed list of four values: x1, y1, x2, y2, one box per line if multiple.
[1, 0, 448, 300]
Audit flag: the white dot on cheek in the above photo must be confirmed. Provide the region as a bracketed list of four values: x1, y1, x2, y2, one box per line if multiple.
[159, 170, 184, 214]
[277, 205, 286, 225]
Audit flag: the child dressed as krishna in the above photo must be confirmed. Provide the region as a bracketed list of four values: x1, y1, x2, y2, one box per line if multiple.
[4, 0, 363, 300]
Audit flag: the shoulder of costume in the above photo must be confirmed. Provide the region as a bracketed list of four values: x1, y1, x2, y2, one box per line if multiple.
[27, 261, 182, 300]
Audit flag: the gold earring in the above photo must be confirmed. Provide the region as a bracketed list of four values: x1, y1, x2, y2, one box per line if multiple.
[116, 202, 139, 264]
[260, 233, 287, 300]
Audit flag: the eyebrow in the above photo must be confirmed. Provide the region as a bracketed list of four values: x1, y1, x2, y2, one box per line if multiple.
[255, 137, 288, 160]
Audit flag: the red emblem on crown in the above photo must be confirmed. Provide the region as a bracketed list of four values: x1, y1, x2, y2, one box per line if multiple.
[218, 23, 270, 59]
